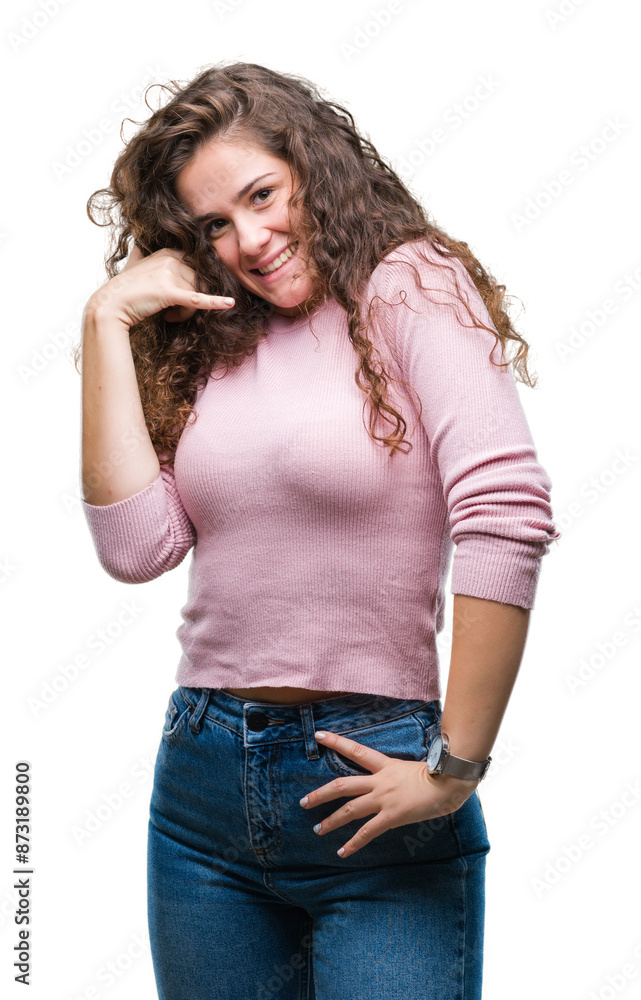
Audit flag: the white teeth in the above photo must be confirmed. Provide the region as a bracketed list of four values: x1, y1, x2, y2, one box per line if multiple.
[257, 242, 297, 275]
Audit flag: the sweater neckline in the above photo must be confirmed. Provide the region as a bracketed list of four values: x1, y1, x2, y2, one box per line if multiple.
[266, 294, 337, 333]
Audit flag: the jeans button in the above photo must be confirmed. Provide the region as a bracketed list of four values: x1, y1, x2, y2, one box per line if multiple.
[247, 711, 270, 732]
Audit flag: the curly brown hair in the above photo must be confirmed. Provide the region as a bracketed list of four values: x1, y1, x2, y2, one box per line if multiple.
[74, 60, 536, 464]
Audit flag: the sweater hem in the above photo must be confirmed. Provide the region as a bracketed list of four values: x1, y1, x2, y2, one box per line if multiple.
[174, 660, 443, 704]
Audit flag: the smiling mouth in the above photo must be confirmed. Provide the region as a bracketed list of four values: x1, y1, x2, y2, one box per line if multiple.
[250, 241, 299, 276]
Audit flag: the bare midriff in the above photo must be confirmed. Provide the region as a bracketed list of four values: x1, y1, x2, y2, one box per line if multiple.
[222, 686, 352, 704]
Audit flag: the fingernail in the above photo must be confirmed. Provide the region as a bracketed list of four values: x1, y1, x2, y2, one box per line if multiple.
[313, 823, 322, 833]
[314, 731, 326, 739]
[299, 796, 308, 807]
[337, 848, 345, 857]
[223, 297, 235, 305]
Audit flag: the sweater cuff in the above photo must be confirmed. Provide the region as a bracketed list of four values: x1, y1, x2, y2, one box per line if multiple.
[450, 535, 555, 610]
[81, 472, 168, 568]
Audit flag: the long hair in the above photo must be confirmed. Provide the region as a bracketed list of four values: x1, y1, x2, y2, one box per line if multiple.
[75, 60, 536, 463]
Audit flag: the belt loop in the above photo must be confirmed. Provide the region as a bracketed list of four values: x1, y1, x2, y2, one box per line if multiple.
[300, 704, 320, 760]
[189, 688, 211, 733]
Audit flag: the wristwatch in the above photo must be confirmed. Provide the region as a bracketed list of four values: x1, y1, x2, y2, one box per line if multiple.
[426, 731, 491, 781]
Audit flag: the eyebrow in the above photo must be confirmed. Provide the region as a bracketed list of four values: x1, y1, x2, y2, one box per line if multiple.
[195, 172, 278, 224]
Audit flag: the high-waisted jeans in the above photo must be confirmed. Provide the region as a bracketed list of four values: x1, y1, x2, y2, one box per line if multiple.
[147, 685, 491, 1000]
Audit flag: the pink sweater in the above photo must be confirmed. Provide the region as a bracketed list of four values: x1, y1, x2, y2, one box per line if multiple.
[81, 239, 561, 701]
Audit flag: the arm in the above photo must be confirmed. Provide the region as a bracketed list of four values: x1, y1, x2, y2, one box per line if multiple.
[385, 242, 561, 609]
[81, 305, 162, 505]
[440, 594, 529, 764]
[80, 304, 196, 583]
[384, 242, 561, 771]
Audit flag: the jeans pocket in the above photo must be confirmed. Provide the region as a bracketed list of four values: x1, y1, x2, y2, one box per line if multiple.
[161, 687, 192, 744]
[412, 703, 443, 756]
[325, 709, 432, 778]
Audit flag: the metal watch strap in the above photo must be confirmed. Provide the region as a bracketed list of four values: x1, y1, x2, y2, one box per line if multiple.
[440, 753, 491, 781]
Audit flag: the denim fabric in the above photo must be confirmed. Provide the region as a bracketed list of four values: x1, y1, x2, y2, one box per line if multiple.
[147, 685, 490, 1000]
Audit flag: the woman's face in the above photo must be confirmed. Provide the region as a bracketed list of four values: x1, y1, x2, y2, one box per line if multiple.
[175, 139, 315, 317]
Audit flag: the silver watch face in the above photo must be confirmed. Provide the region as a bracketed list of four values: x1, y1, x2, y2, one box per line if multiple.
[426, 734, 443, 771]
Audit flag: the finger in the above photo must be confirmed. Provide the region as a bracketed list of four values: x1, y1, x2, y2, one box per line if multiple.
[336, 814, 390, 859]
[164, 290, 235, 323]
[314, 730, 388, 773]
[153, 247, 210, 276]
[312, 792, 376, 837]
[122, 247, 199, 286]
[162, 255, 209, 287]
[301, 773, 370, 810]
[157, 256, 231, 306]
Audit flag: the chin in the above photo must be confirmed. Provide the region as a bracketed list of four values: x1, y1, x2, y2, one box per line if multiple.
[263, 285, 313, 309]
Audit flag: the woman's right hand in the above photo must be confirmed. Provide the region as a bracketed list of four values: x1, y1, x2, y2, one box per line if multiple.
[87, 244, 234, 328]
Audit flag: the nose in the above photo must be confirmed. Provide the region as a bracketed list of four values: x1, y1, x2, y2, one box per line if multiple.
[236, 222, 271, 263]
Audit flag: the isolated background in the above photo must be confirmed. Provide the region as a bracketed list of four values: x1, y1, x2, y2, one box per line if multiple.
[3, 0, 639, 997]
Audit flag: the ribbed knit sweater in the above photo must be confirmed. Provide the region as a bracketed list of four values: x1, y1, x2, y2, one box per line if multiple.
[81, 239, 561, 701]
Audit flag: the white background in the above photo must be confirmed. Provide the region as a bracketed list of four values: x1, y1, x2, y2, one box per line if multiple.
[2, 0, 639, 997]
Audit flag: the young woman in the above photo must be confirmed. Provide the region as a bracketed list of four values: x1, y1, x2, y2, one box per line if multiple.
[78, 61, 561, 1000]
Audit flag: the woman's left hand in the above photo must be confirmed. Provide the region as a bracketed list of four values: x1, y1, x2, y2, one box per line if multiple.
[300, 730, 480, 858]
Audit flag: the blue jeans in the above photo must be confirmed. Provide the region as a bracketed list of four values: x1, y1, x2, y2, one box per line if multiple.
[147, 686, 490, 1000]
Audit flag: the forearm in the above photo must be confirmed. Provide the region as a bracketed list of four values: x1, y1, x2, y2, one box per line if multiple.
[440, 594, 530, 763]
[81, 302, 160, 505]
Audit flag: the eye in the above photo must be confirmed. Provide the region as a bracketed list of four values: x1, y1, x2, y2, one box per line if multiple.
[204, 218, 226, 236]
[204, 187, 274, 238]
